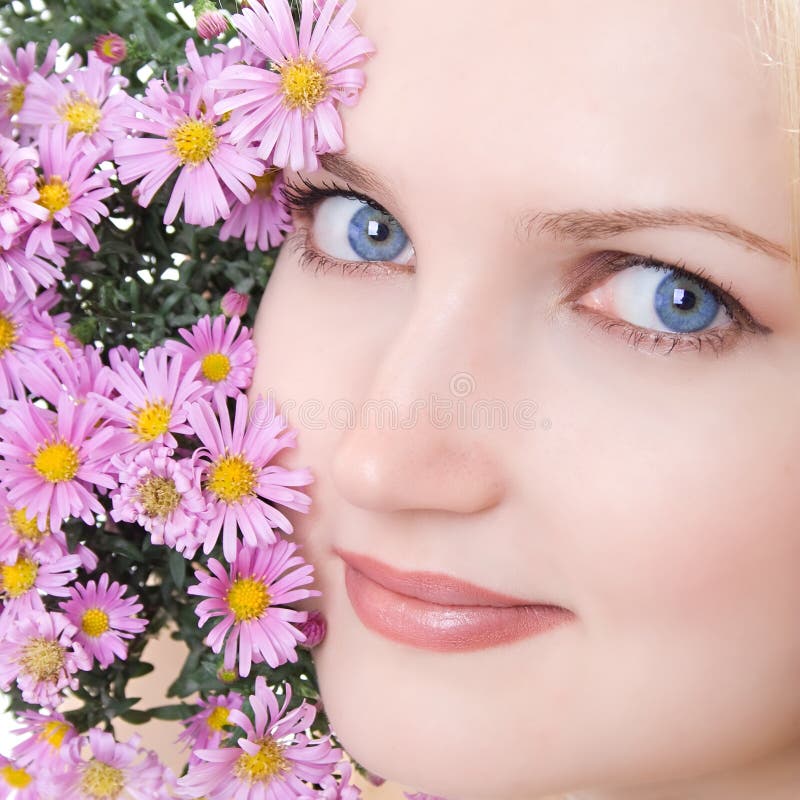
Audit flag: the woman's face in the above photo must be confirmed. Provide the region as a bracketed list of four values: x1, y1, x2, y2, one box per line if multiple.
[249, 1, 800, 797]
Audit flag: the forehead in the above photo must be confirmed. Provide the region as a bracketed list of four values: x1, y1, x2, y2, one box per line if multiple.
[344, 0, 787, 242]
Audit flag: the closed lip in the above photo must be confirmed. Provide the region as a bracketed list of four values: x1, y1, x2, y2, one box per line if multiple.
[333, 546, 565, 609]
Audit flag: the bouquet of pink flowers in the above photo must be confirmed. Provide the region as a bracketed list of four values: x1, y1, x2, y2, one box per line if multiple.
[0, 1, 379, 797]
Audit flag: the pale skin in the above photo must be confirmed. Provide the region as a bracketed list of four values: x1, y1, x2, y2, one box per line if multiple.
[247, 1, 800, 798]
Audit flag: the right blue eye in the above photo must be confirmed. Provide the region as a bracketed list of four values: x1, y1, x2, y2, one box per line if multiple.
[311, 195, 415, 266]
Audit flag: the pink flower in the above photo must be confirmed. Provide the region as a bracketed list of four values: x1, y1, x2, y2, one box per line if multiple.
[0, 755, 42, 799]
[109, 445, 208, 557]
[177, 675, 341, 798]
[0, 548, 81, 634]
[196, 5, 228, 40]
[219, 166, 294, 251]
[296, 608, 327, 649]
[0, 610, 91, 708]
[92, 347, 207, 456]
[11, 710, 78, 772]
[0, 134, 48, 248]
[113, 53, 265, 227]
[25, 124, 114, 259]
[213, 0, 376, 171]
[59, 574, 147, 669]
[0, 393, 119, 533]
[177, 691, 244, 756]
[94, 33, 127, 65]
[60, 728, 164, 800]
[164, 314, 256, 402]
[0, 241, 64, 304]
[188, 540, 320, 676]
[20, 51, 129, 153]
[186, 392, 314, 561]
[220, 288, 248, 318]
[20, 344, 112, 406]
[0, 39, 68, 141]
[300, 759, 364, 800]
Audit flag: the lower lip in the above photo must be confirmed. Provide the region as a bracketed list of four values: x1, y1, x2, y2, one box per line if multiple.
[343, 565, 575, 652]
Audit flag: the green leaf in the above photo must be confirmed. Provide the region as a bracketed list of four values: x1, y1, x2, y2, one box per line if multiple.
[147, 704, 196, 721]
[168, 549, 187, 589]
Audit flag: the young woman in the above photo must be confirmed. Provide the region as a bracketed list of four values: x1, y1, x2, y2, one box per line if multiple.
[247, 1, 800, 797]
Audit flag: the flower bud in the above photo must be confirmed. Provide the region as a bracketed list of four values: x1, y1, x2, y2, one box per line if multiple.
[94, 33, 127, 65]
[194, 2, 228, 40]
[297, 610, 327, 649]
[220, 288, 248, 318]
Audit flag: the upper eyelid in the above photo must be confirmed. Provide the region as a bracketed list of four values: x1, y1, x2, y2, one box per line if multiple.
[283, 176, 396, 218]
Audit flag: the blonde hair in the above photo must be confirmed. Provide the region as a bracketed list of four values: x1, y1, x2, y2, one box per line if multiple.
[746, 0, 800, 269]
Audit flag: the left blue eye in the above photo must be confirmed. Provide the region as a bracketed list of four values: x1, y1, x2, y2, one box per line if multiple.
[311, 195, 415, 266]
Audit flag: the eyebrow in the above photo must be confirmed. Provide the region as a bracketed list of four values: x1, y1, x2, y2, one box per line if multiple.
[316, 153, 790, 262]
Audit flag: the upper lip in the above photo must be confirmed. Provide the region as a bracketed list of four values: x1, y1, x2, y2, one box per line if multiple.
[334, 546, 562, 608]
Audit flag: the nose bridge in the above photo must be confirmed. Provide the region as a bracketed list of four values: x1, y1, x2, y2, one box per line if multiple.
[330, 262, 508, 514]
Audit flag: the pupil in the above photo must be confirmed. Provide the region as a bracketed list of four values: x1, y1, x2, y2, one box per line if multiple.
[367, 219, 390, 242]
[673, 287, 696, 311]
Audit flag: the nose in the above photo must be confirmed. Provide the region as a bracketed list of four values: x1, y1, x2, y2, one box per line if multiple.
[330, 289, 507, 515]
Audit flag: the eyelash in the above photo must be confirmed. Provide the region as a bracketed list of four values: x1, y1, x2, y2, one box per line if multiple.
[280, 178, 768, 357]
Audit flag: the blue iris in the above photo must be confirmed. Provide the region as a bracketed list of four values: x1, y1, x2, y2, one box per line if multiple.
[347, 203, 409, 261]
[654, 272, 719, 333]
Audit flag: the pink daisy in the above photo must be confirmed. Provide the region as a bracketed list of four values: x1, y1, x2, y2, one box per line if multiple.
[0, 487, 98, 572]
[0, 548, 81, 632]
[219, 166, 294, 252]
[186, 392, 314, 561]
[0, 610, 91, 708]
[61, 728, 164, 800]
[212, 0, 376, 172]
[109, 445, 208, 557]
[177, 690, 244, 756]
[0, 755, 42, 799]
[25, 124, 114, 259]
[21, 284, 82, 360]
[20, 51, 129, 153]
[164, 314, 257, 402]
[20, 344, 112, 406]
[11, 710, 78, 772]
[188, 540, 320, 676]
[177, 675, 341, 799]
[92, 347, 207, 456]
[0, 240, 65, 305]
[0, 393, 119, 533]
[299, 759, 363, 800]
[0, 291, 51, 399]
[113, 55, 265, 227]
[58, 574, 147, 669]
[0, 134, 48, 247]
[0, 39, 71, 141]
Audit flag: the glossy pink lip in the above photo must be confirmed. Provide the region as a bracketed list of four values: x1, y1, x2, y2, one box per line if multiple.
[335, 547, 575, 652]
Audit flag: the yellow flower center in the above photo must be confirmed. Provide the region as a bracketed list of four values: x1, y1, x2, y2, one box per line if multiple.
[32, 439, 80, 482]
[0, 312, 18, 355]
[252, 169, 278, 198]
[226, 577, 270, 622]
[59, 93, 102, 137]
[207, 454, 256, 503]
[19, 637, 65, 682]
[80, 761, 125, 799]
[101, 40, 117, 59]
[6, 83, 25, 115]
[1, 556, 38, 598]
[218, 668, 237, 682]
[232, 737, 290, 784]
[40, 719, 71, 749]
[169, 119, 218, 166]
[1, 764, 32, 789]
[10, 507, 47, 542]
[132, 401, 171, 442]
[278, 56, 328, 113]
[206, 705, 231, 731]
[201, 352, 231, 383]
[137, 474, 181, 517]
[81, 608, 110, 637]
[37, 176, 71, 216]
